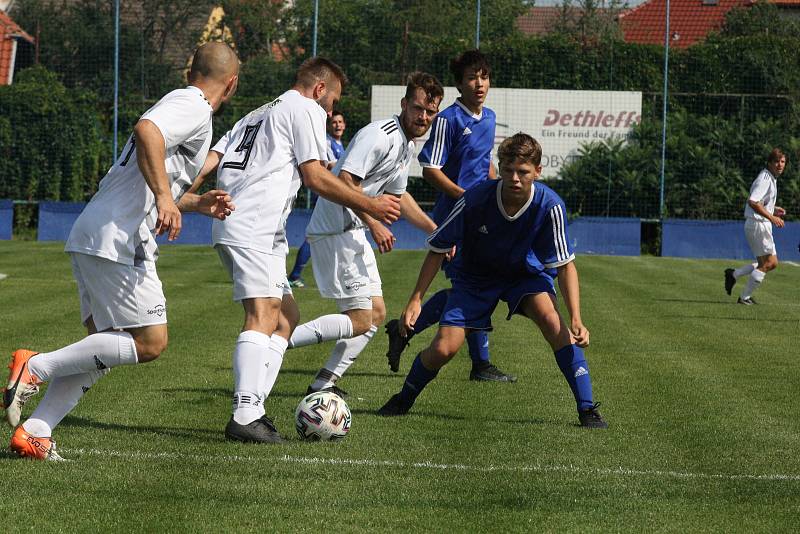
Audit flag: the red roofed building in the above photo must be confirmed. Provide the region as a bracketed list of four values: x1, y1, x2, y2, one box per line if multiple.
[619, 0, 752, 48]
[516, 7, 568, 36]
[0, 9, 33, 85]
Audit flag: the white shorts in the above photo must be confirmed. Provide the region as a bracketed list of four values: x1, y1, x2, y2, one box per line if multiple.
[216, 244, 291, 302]
[70, 252, 167, 332]
[309, 229, 382, 312]
[745, 219, 776, 257]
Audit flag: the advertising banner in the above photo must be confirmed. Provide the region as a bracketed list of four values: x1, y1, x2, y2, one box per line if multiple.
[371, 86, 642, 179]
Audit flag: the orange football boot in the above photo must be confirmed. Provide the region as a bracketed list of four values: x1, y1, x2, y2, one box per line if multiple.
[9, 426, 65, 461]
[2, 349, 42, 427]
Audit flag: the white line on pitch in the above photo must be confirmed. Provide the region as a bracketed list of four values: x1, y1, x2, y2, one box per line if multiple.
[784, 261, 799, 267]
[0, 273, 7, 281]
[62, 448, 800, 482]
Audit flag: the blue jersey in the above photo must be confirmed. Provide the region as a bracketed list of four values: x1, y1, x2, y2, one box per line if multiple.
[427, 180, 574, 284]
[418, 100, 496, 224]
[326, 134, 346, 162]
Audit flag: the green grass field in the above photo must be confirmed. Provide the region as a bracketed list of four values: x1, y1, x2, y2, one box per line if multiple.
[0, 241, 798, 532]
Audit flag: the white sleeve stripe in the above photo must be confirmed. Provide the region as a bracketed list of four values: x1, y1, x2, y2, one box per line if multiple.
[431, 117, 447, 166]
[426, 243, 453, 254]
[543, 254, 575, 269]
[427, 197, 465, 242]
[550, 205, 569, 262]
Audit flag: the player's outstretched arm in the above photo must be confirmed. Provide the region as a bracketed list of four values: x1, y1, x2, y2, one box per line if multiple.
[134, 119, 182, 240]
[187, 150, 222, 195]
[300, 160, 401, 224]
[176, 189, 235, 220]
[422, 167, 464, 199]
[360, 211, 396, 254]
[399, 192, 436, 234]
[399, 251, 445, 336]
[556, 261, 590, 347]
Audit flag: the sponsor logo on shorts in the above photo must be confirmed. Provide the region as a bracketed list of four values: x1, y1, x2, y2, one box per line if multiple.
[344, 281, 364, 291]
[147, 304, 166, 317]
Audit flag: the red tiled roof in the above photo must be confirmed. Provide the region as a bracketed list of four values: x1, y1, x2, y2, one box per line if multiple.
[516, 6, 629, 36]
[619, 0, 752, 48]
[516, 7, 566, 36]
[0, 10, 34, 85]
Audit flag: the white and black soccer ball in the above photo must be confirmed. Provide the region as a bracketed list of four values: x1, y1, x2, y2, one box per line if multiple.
[295, 391, 352, 441]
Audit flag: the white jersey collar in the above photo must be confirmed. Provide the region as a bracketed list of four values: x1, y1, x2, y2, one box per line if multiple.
[186, 85, 212, 111]
[456, 98, 483, 120]
[495, 180, 534, 221]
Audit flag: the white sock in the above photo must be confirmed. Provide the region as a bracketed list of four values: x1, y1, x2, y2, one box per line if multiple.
[288, 315, 353, 348]
[22, 369, 109, 437]
[28, 331, 137, 382]
[733, 262, 757, 278]
[312, 325, 378, 389]
[741, 269, 765, 299]
[262, 335, 288, 399]
[231, 330, 271, 425]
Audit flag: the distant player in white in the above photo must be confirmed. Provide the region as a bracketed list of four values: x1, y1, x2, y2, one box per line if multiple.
[2, 43, 240, 460]
[196, 58, 402, 444]
[725, 148, 787, 305]
[287, 72, 444, 396]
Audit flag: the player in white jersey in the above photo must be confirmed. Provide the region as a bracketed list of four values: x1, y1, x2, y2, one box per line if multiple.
[725, 148, 787, 305]
[2, 42, 240, 460]
[287, 72, 444, 397]
[194, 57, 402, 444]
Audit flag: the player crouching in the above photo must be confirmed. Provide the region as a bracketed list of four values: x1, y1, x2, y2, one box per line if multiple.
[377, 133, 607, 429]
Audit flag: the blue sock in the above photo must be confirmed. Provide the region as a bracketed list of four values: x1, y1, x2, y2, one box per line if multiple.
[398, 354, 439, 406]
[289, 240, 311, 281]
[466, 330, 490, 366]
[411, 289, 449, 336]
[554, 344, 594, 411]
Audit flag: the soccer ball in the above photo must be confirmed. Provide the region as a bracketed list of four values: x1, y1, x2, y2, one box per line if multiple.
[294, 391, 352, 441]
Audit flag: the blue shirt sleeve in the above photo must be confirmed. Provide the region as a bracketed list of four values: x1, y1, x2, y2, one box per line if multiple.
[537, 198, 575, 268]
[426, 196, 465, 252]
[418, 115, 452, 168]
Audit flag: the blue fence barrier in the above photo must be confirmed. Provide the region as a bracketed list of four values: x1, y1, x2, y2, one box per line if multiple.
[662, 219, 800, 260]
[37, 202, 86, 242]
[0, 200, 12, 240]
[568, 217, 641, 256]
[34, 202, 646, 255]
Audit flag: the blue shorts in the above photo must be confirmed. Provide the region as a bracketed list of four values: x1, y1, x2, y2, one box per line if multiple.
[439, 273, 555, 331]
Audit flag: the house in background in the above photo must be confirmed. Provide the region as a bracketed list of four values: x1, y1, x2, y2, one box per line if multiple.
[619, 0, 751, 48]
[518, 0, 800, 49]
[0, 8, 33, 85]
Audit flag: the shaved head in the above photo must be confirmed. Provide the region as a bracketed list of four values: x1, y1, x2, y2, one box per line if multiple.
[188, 42, 239, 83]
[295, 57, 348, 91]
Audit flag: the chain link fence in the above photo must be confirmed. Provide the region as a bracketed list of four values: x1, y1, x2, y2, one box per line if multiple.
[2, 0, 798, 244]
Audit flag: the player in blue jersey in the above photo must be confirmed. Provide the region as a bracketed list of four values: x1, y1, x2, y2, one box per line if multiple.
[384, 50, 516, 383]
[288, 110, 347, 288]
[377, 133, 607, 429]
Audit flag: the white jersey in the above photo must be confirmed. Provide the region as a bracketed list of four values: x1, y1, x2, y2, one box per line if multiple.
[65, 86, 213, 265]
[744, 168, 778, 221]
[212, 89, 328, 255]
[307, 116, 413, 236]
